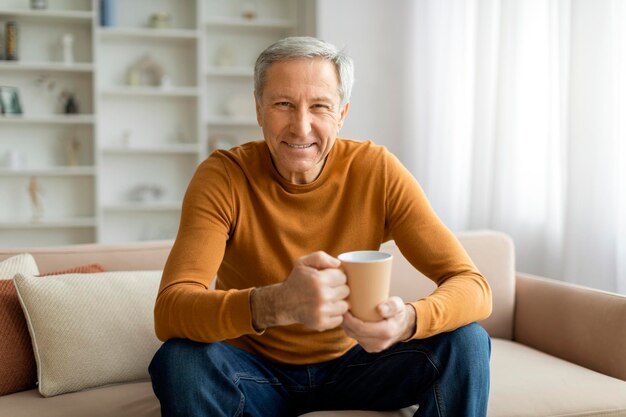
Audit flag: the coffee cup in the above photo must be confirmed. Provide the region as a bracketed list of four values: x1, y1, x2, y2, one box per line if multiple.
[338, 250, 393, 322]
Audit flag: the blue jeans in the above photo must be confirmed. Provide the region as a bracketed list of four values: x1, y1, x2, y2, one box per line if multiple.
[149, 322, 490, 417]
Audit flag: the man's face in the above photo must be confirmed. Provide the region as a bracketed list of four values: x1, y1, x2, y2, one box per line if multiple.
[255, 58, 350, 185]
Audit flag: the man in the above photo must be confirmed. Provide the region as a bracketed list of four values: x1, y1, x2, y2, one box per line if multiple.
[149, 36, 492, 417]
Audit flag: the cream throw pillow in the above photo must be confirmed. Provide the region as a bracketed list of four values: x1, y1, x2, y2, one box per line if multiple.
[13, 271, 162, 397]
[0, 254, 39, 279]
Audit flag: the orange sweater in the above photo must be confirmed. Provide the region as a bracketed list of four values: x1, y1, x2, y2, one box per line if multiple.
[155, 139, 492, 364]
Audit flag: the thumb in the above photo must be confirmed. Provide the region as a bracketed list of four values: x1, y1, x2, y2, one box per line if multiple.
[377, 297, 405, 319]
[298, 251, 341, 270]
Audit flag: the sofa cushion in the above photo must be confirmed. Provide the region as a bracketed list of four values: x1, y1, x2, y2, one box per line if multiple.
[0, 280, 37, 396]
[301, 338, 626, 417]
[13, 271, 163, 397]
[0, 253, 40, 396]
[0, 253, 39, 279]
[0, 264, 109, 397]
[0, 382, 159, 417]
[488, 339, 626, 417]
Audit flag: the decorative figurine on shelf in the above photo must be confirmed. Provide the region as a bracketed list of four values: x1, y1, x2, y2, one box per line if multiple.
[65, 137, 81, 166]
[240, 1, 258, 20]
[61, 33, 74, 65]
[127, 54, 169, 87]
[0, 86, 23, 115]
[34, 76, 81, 115]
[60, 91, 79, 114]
[100, 0, 116, 27]
[31, 0, 47, 10]
[148, 12, 171, 29]
[129, 184, 164, 202]
[28, 176, 44, 221]
[5, 21, 18, 61]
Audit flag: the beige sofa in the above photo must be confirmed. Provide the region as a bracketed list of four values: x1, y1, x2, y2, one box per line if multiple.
[0, 230, 625, 417]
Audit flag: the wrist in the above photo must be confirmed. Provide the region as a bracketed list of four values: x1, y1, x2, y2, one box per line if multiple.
[401, 303, 417, 342]
[250, 283, 288, 330]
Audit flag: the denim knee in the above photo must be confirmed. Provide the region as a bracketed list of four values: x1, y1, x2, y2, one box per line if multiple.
[444, 323, 491, 374]
[150, 339, 243, 417]
[150, 339, 195, 378]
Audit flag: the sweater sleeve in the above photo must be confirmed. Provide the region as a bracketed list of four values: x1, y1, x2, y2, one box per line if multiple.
[383, 150, 492, 339]
[154, 155, 262, 343]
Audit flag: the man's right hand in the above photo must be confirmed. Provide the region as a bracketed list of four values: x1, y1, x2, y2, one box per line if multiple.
[250, 251, 350, 332]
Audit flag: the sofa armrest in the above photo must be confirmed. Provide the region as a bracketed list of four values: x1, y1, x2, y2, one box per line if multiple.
[514, 273, 626, 381]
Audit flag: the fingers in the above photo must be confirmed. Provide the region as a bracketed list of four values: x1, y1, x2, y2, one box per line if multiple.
[342, 299, 412, 353]
[297, 251, 341, 270]
[281, 253, 349, 332]
[323, 299, 350, 317]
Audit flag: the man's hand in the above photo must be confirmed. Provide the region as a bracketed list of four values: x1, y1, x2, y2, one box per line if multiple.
[251, 251, 350, 331]
[341, 297, 417, 352]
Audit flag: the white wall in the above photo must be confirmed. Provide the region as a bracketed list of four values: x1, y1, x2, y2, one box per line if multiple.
[316, 0, 412, 158]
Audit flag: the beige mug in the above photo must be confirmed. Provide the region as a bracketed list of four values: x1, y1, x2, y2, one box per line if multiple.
[338, 250, 393, 322]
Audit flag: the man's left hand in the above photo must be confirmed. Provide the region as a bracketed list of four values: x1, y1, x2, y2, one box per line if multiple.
[341, 297, 416, 353]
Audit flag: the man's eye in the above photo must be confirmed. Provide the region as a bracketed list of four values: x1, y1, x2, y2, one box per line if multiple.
[276, 102, 290, 107]
[312, 104, 329, 110]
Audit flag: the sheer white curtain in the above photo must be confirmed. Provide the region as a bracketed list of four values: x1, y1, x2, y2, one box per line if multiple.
[401, 0, 626, 293]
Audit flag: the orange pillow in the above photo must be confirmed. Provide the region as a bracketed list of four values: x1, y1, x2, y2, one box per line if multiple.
[0, 280, 37, 396]
[0, 264, 106, 396]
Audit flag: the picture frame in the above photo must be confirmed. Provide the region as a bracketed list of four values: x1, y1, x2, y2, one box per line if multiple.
[0, 86, 23, 115]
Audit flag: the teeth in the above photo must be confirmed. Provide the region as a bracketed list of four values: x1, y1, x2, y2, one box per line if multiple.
[287, 143, 314, 149]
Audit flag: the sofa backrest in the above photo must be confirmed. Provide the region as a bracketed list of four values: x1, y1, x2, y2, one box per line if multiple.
[0, 240, 174, 274]
[382, 230, 516, 340]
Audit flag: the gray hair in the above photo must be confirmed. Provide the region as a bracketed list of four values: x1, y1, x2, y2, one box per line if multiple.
[254, 36, 354, 107]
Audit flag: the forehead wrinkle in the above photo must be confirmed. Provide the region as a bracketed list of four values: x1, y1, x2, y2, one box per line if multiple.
[265, 90, 337, 104]
[263, 59, 340, 103]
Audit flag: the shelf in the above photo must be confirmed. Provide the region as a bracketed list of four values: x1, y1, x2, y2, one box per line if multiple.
[0, 8, 94, 23]
[101, 145, 199, 154]
[0, 217, 97, 229]
[205, 66, 254, 77]
[102, 202, 182, 212]
[206, 115, 258, 126]
[98, 27, 198, 42]
[100, 86, 199, 98]
[0, 61, 94, 73]
[0, 115, 95, 125]
[0, 167, 96, 176]
[204, 17, 295, 29]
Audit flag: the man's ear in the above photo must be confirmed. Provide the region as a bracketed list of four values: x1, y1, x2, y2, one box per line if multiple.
[338, 101, 350, 130]
[255, 94, 262, 127]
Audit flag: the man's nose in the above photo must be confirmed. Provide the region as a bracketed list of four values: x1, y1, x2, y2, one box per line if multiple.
[289, 107, 312, 137]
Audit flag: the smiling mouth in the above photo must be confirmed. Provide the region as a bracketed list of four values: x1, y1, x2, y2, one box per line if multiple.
[286, 143, 315, 149]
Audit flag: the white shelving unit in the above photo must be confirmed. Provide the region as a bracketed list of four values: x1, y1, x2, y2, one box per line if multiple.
[95, 0, 201, 244]
[0, 0, 96, 246]
[0, 0, 312, 247]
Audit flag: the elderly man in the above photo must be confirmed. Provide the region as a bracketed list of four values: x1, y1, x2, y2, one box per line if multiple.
[149, 36, 492, 417]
